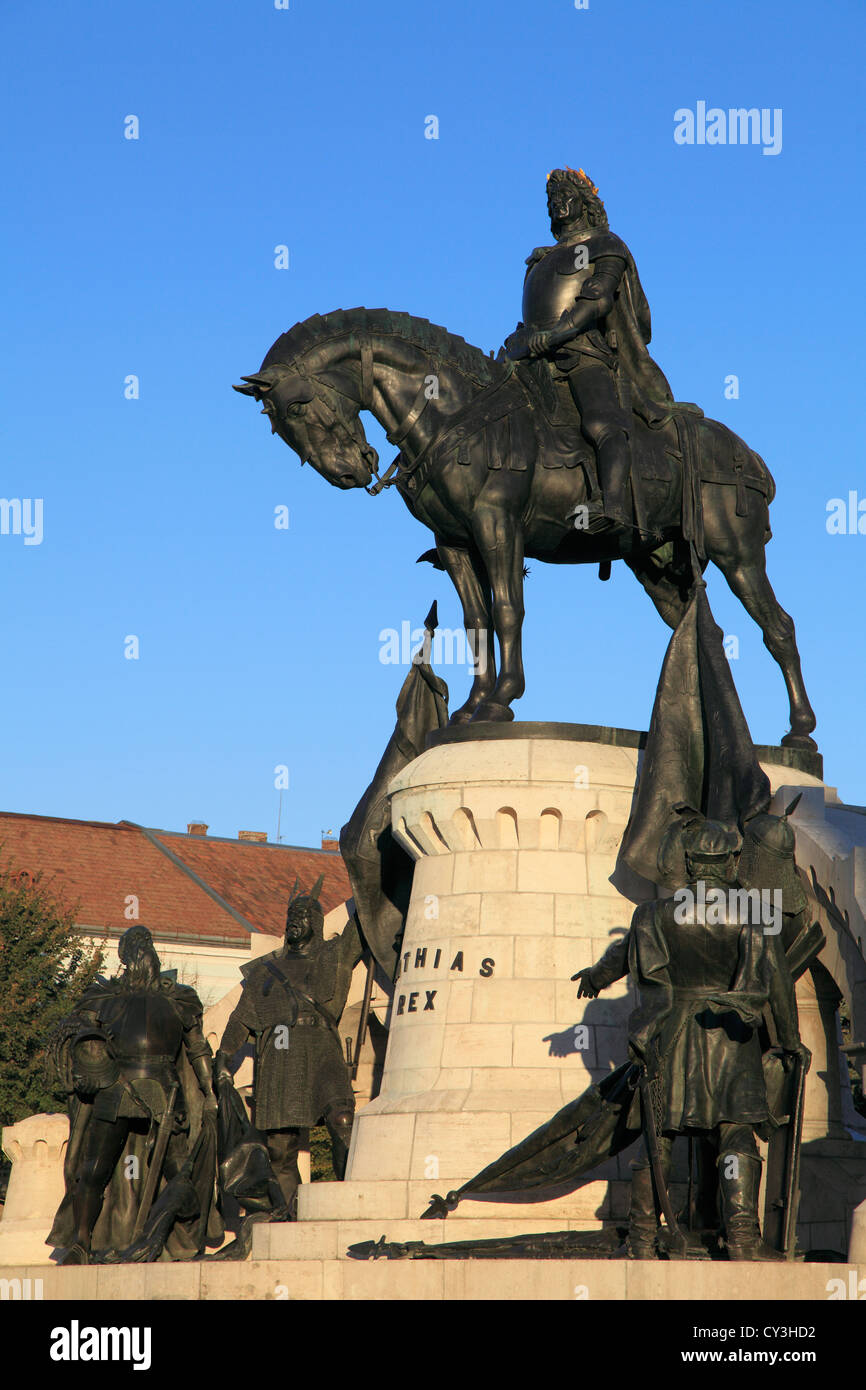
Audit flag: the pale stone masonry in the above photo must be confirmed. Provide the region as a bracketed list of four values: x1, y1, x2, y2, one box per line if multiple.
[346, 734, 648, 1228]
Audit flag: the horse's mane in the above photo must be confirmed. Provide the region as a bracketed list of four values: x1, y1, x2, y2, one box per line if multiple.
[260, 308, 503, 388]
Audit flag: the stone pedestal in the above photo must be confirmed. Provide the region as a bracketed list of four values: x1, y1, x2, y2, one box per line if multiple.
[331, 728, 660, 1230]
[0, 1114, 68, 1264]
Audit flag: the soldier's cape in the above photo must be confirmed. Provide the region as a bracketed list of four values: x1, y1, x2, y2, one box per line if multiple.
[340, 605, 449, 979]
[47, 978, 222, 1261]
[617, 580, 772, 887]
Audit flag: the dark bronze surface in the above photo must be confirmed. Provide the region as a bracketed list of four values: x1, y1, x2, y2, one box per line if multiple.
[235, 168, 817, 749]
[47, 927, 222, 1264]
[217, 882, 361, 1215]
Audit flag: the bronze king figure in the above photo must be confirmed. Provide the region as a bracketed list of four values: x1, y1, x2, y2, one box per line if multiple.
[505, 166, 674, 536]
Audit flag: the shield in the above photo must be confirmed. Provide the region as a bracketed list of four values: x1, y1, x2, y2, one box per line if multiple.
[70, 1028, 120, 1095]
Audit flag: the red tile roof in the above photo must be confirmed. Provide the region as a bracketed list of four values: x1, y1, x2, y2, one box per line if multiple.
[0, 812, 351, 945]
[150, 829, 352, 934]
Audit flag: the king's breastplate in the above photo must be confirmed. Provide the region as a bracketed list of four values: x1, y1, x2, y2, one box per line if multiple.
[99, 990, 185, 1064]
[522, 242, 596, 332]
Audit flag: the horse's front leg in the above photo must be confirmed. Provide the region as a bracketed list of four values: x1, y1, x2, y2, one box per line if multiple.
[435, 540, 497, 724]
[469, 505, 525, 722]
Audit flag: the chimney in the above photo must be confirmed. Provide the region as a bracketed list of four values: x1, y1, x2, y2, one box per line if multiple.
[321, 835, 339, 852]
[238, 830, 268, 843]
[187, 822, 208, 837]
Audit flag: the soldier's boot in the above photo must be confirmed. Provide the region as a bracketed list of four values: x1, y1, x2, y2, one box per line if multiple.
[624, 1165, 661, 1258]
[684, 1136, 722, 1236]
[66, 1176, 108, 1261]
[325, 1107, 354, 1181]
[266, 1128, 302, 1219]
[60, 1244, 90, 1266]
[720, 1155, 785, 1261]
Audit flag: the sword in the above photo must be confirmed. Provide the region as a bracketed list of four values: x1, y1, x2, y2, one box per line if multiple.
[781, 1049, 809, 1259]
[131, 1081, 178, 1241]
[637, 1067, 688, 1256]
[351, 951, 376, 1083]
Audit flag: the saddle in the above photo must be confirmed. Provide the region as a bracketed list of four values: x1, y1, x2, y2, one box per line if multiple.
[394, 359, 774, 559]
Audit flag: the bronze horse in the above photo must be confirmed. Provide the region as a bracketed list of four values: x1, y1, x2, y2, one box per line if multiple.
[235, 308, 816, 747]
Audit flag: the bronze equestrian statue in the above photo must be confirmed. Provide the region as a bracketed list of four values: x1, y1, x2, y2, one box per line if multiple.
[234, 169, 816, 750]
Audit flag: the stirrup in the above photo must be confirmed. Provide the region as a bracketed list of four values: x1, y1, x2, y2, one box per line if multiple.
[568, 499, 621, 536]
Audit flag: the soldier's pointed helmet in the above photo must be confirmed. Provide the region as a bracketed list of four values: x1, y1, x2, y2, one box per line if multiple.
[285, 873, 326, 936]
[738, 795, 806, 914]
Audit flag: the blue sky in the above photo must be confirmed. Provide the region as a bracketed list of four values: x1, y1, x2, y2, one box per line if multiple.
[1, 0, 864, 847]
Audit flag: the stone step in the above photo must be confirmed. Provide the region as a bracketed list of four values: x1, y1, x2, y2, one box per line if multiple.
[253, 1216, 611, 1262]
[0, 1257, 857, 1302]
[298, 1175, 653, 1223]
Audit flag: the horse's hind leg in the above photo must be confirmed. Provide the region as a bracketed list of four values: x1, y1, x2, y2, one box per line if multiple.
[716, 554, 817, 749]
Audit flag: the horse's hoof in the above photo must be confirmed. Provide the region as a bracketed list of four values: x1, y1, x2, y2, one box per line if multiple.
[780, 731, 819, 752]
[470, 702, 515, 723]
[448, 707, 477, 726]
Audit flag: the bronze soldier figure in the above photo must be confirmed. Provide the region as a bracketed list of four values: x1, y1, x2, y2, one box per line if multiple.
[48, 925, 220, 1265]
[215, 879, 361, 1216]
[505, 166, 674, 534]
[575, 819, 810, 1259]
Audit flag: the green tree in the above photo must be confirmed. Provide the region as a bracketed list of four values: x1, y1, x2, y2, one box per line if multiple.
[0, 857, 104, 1130]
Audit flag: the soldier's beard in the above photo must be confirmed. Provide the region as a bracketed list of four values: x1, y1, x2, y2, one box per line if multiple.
[284, 925, 314, 952]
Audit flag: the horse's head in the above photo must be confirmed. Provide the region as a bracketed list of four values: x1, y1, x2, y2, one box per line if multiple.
[233, 363, 378, 490]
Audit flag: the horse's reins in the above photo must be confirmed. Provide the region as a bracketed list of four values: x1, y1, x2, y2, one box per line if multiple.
[291, 334, 516, 499]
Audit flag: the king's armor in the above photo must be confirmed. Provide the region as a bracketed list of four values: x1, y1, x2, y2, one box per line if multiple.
[505, 168, 674, 536]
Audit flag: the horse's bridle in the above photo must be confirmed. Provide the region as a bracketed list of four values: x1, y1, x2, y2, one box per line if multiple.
[290, 334, 442, 497]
